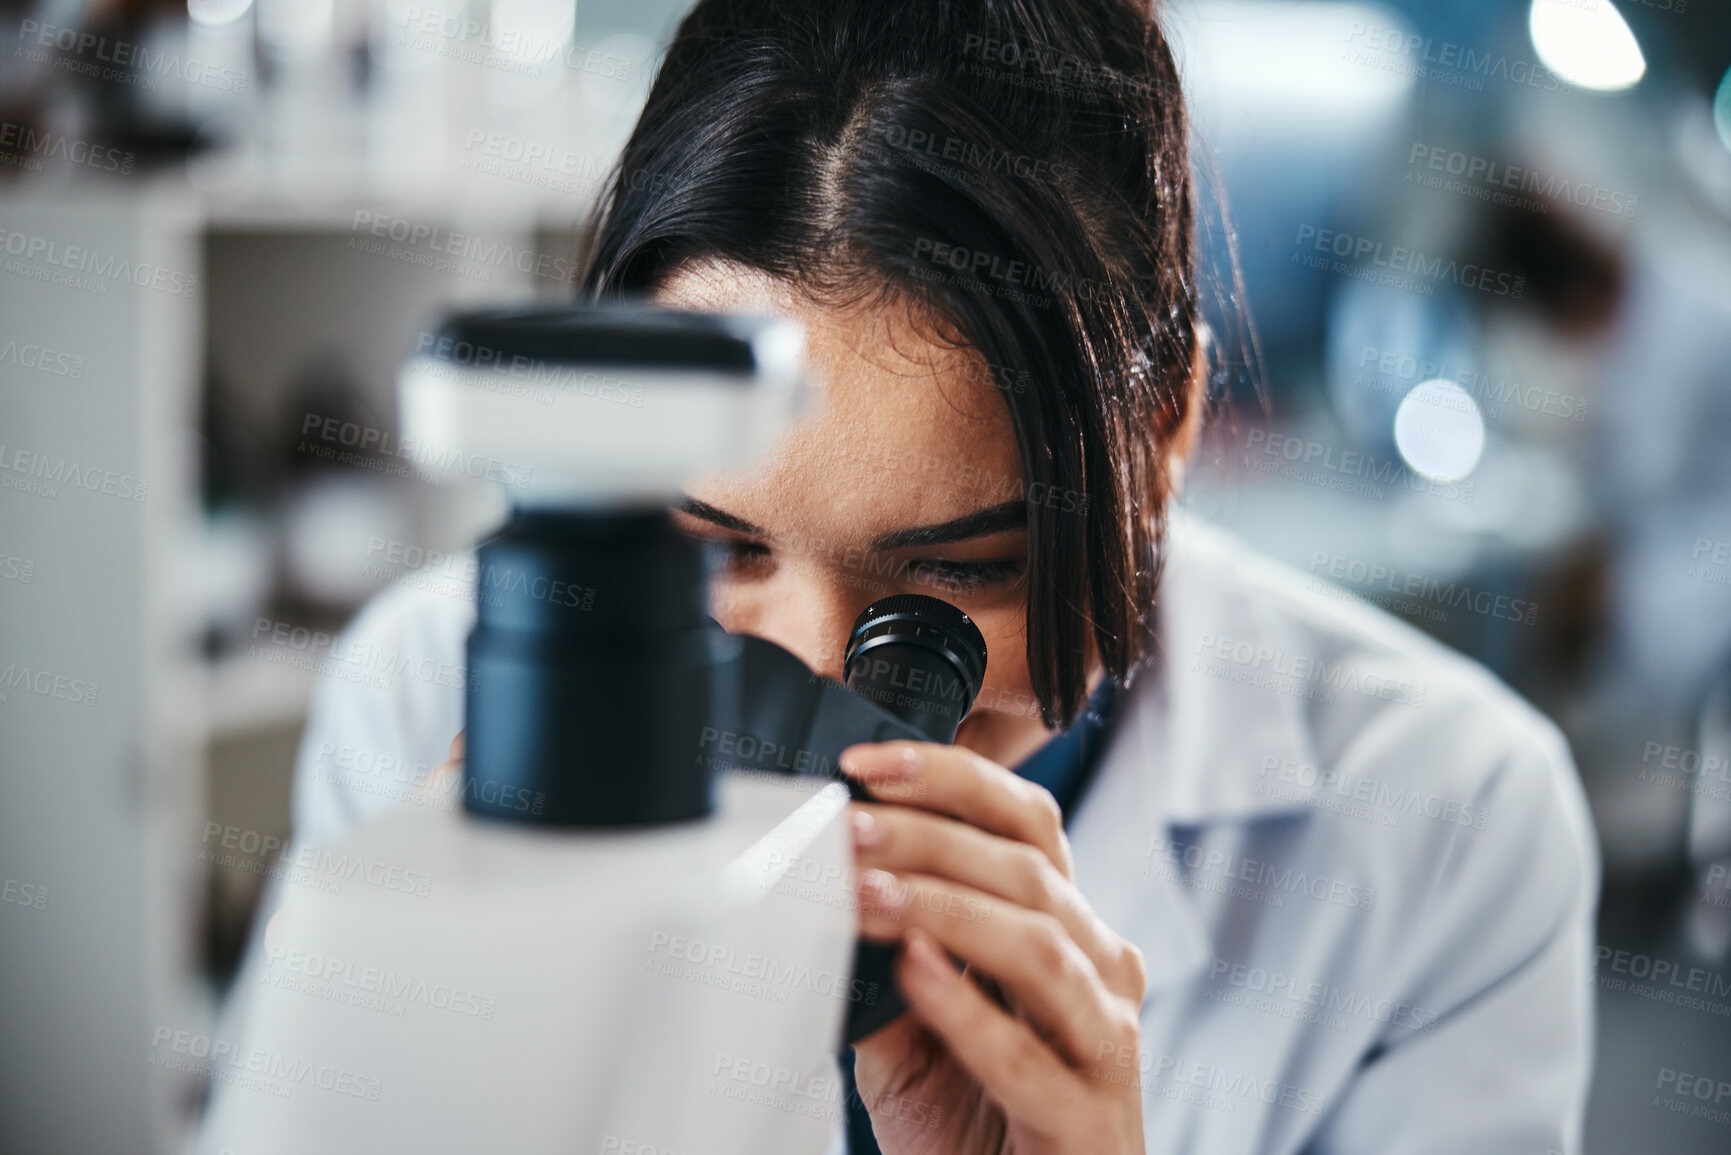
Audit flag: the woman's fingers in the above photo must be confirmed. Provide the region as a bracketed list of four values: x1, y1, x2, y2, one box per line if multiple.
[416, 731, 465, 799]
[840, 741, 1073, 878]
[852, 804, 1146, 1000]
[893, 928, 1085, 1138]
[856, 870, 1139, 1071]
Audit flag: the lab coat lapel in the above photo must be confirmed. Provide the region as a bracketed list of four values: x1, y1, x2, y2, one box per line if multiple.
[1066, 514, 1324, 1002]
[1154, 514, 1324, 823]
[1068, 665, 1212, 999]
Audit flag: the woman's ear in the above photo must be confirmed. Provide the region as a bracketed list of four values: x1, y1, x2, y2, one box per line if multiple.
[1166, 322, 1211, 493]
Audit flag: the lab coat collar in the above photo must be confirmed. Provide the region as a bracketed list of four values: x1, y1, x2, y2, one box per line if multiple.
[1147, 512, 1326, 824]
[1067, 514, 1324, 997]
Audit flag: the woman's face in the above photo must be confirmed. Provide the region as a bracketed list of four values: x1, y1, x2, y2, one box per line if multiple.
[656, 261, 1079, 767]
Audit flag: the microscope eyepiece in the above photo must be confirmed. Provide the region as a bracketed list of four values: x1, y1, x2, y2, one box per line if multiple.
[842, 595, 988, 744]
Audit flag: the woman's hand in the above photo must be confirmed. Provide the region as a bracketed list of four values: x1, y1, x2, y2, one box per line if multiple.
[418, 731, 465, 799]
[841, 741, 1148, 1155]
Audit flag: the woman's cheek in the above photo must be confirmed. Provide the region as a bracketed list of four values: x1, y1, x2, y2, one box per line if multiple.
[704, 577, 751, 631]
[973, 625, 1042, 720]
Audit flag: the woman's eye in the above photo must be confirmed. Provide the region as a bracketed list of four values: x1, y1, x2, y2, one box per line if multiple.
[911, 558, 1027, 597]
[702, 538, 773, 577]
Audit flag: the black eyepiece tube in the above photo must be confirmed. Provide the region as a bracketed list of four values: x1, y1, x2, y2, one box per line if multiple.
[463, 508, 718, 827]
[839, 595, 987, 1043]
[842, 595, 987, 744]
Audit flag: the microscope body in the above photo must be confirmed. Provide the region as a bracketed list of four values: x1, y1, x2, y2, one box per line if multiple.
[198, 773, 858, 1155]
[200, 306, 985, 1152]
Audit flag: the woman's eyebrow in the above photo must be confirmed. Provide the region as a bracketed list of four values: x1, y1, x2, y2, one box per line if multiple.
[675, 496, 769, 537]
[871, 501, 1027, 550]
[674, 496, 1028, 550]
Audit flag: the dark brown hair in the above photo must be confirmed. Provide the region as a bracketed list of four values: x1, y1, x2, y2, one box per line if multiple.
[579, 0, 1198, 727]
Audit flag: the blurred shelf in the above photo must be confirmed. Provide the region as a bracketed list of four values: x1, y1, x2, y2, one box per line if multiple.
[203, 650, 316, 739]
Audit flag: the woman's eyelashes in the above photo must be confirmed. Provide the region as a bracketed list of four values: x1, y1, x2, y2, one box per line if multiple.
[702, 537, 773, 576]
[908, 557, 1027, 597]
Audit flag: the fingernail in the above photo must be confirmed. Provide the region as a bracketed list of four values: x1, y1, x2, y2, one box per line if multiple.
[851, 809, 884, 849]
[857, 868, 906, 916]
[904, 930, 954, 988]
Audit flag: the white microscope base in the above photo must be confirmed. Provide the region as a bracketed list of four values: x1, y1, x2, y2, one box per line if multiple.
[197, 773, 860, 1155]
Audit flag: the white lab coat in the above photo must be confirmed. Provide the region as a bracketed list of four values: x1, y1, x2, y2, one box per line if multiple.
[291, 513, 1599, 1154]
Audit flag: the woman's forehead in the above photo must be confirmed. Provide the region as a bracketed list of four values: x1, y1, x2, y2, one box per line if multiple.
[652, 260, 984, 390]
[654, 263, 1024, 540]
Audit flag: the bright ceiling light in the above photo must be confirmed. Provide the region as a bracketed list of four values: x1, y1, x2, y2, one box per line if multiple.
[1394, 379, 1485, 483]
[1529, 0, 1646, 92]
[188, 0, 253, 25]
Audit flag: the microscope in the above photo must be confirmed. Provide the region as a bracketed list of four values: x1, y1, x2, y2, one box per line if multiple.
[197, 305, 988, 1154]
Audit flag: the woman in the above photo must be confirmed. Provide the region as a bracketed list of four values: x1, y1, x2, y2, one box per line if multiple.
[294, 1, 1599, 1151]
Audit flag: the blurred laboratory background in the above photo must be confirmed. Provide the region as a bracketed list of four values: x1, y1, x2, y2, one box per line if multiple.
[1, 0, 1729, 1152]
